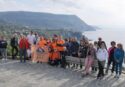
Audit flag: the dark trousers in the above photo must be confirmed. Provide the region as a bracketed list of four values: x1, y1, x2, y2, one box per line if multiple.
[71, 53, 79, 68]
[20, 48, 27, 63]
[92, 67, 98, 71]
[72, 53, 78, 57]
[12, 46, 18, 59]
[0, 48, 7, 59]
[97, 61, 105, 78]
[106, 58, 115, 73]
[48, 59, 60, 66]
[60, 51, 66, 68]
[115, 62, 122, 75]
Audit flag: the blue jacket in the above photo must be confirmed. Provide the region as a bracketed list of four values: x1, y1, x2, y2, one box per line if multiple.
[114, 48, 124, 63]
[70, 42, 79, 55]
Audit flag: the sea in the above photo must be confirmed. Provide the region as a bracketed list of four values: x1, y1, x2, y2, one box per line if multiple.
[83, 28, 125, 66]
[83, 28, 125, 49]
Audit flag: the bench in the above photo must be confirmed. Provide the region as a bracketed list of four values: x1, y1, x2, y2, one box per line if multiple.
[65, 56, 85, 66]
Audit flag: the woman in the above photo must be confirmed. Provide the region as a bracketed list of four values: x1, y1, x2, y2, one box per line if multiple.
[31, 34, 40, 63]
[82, 43, 96, 77]
[78, 40, 89, 69]
[97, 42, 108, 79]
[78, 40, 88, 59]
[114, 43, 124, 78]
[0, 36, 8, 61]
[91, 41, 98, 73]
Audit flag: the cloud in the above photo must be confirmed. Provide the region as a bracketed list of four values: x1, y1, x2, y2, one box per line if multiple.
[0, 0, 125, 28]
[0, 0, 30, 11]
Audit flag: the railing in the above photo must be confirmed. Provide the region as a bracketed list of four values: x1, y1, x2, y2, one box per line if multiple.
[65, 56, 125, 74]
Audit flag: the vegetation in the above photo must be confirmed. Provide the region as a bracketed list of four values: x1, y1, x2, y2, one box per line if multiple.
[0, 24, 83, 56]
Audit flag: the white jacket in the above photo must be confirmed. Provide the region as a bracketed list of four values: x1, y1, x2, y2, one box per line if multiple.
[97, 48, 108, 61]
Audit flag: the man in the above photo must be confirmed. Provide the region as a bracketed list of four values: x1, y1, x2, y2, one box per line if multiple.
[0, 36, 8, 61]
[105, 41, 116, 74]
[78, 40, 88, 69]
[57, 36, 66, 68]
[27, 31, 36, 59]
[10, 34, 18, 59]
[19, 35, 29, 63]
[27, 31, 36, 45]
[71, 37, 79, 57]
[98, 37, 107, 49]
[70, 37, 79, 68]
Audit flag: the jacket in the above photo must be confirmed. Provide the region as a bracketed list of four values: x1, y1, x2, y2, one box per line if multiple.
[10, 37, 18, 47]
[19, 38, 29, 49]
[0, 40, 7, 48]
[71, 41, 79, 54]
[97, 48, 108, 61]
[108, 47, 116, 60]
[38, 39, 47, 48]
[57, 40, 65, 52]
[114, 48, 124, 63]
[79, 45, 88, 58]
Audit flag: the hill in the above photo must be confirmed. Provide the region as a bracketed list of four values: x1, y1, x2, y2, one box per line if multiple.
[0, 11, 95, 32]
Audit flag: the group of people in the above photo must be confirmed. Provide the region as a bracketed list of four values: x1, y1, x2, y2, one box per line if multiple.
[10, 31, 67, 68]
[0, 31, 125, 79]
[80, 38, 124, 79]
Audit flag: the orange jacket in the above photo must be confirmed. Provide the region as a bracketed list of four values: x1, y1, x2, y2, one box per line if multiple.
[57, 40, 65, 52]
[49, 52, 60, 60]
[38, 40, 47, 48]
[49, 42, 60, 60]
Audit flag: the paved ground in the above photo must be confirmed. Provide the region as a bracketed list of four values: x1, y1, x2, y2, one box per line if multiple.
[0, 60, 125, 87]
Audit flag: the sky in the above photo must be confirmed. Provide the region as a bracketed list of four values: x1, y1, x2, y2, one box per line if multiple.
[0, 0, 125, 29]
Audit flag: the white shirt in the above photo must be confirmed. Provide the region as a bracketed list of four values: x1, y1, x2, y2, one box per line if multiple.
[27, 34, 35, 45]
[97, 48, 108, 61]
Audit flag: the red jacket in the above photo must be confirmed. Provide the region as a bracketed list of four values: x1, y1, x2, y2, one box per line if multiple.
[19, 38, 29, 49]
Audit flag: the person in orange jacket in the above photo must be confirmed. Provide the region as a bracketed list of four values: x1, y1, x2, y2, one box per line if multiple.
[57, 36, 65, 52]
[36, 36, 48, 63]
[49, 38, 60, 66]
[37, 36, 47, 48]
[57, 36, 66, 68]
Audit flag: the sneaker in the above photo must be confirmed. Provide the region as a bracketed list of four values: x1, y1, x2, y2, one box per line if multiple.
[117, 74, 120, 78]
[111, 73, 114, 76]
[114, 74, 118, 78]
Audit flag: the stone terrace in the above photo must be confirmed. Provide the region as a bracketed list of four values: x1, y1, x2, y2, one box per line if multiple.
[0, 60, 125, 87]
